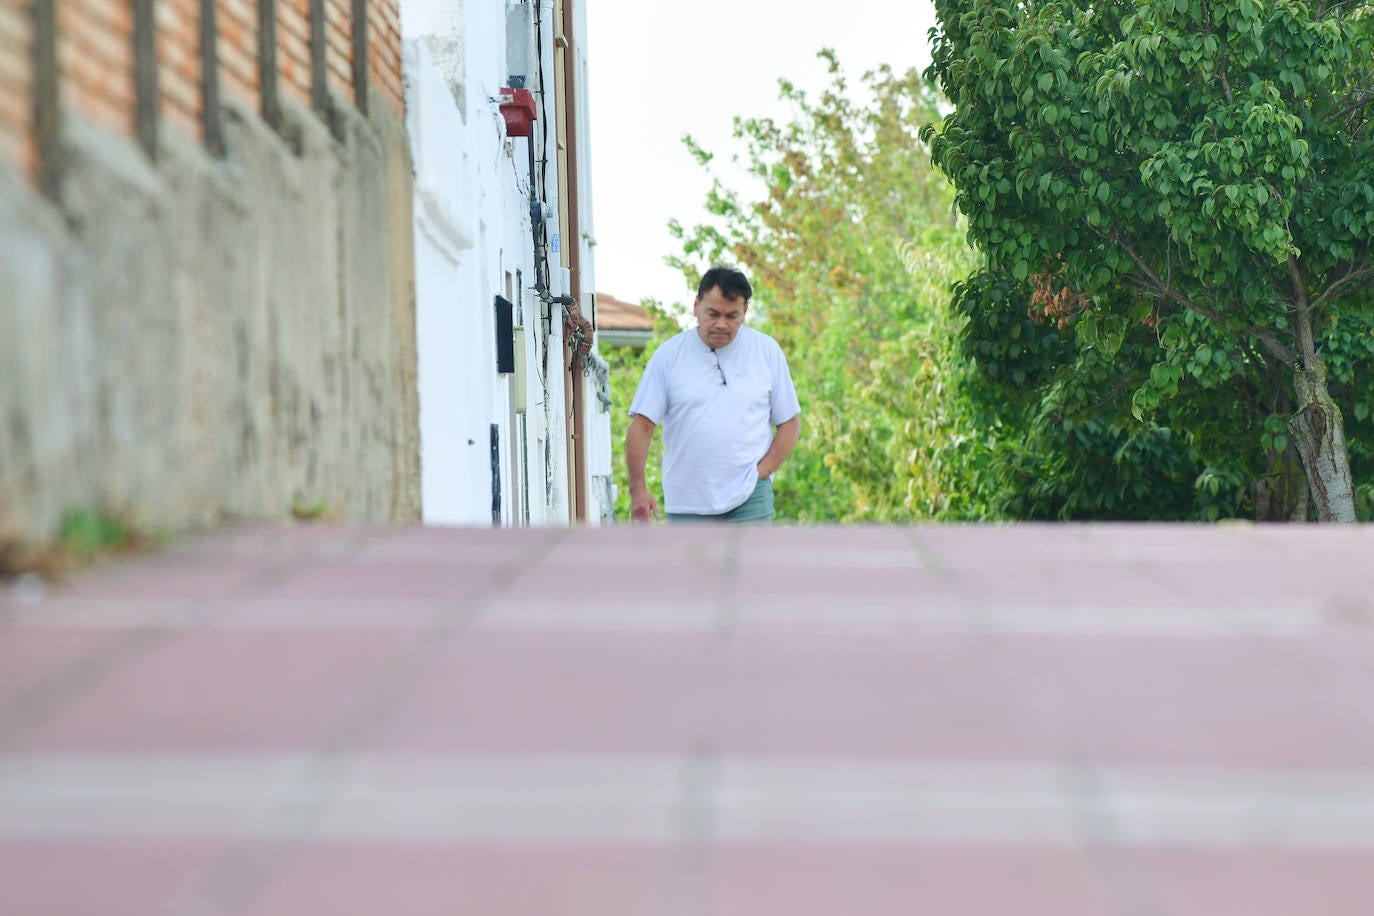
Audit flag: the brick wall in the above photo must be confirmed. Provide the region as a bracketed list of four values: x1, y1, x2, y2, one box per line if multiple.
[218, 0, 257, 111]
[325, 0, 349, 103]
[367, 0, 400, 117]
[157, 0, 202, 141]
[0, 0, 407, 183]
[62, 0, 136, 137]
[361, 0, 403, 113]
[0, 0, 34, 178]
[279, 0, 311, 108]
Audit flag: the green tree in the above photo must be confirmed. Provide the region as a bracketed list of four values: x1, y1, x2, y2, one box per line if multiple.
[669, 53, 981, 521]
[945, 270, 1250, 521]
[924, 0, 1374, 521]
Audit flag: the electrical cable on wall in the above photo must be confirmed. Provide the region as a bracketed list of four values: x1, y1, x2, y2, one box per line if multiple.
[523, 0, 592, 373]
[530, 0, 550, 293]
[511, 0, 599, 514]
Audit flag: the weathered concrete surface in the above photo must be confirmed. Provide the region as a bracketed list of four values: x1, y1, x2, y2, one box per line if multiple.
[0, 97, 420, 543]
[2, 521, 1374, 915]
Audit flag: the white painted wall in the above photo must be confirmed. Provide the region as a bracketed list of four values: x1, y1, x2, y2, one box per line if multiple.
[406, 41, 483, 525]
[584, 349, 615, 524]
[402, 0, 602, 527]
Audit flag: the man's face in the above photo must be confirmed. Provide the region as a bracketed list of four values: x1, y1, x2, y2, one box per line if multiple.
[694, 286, 748, 349]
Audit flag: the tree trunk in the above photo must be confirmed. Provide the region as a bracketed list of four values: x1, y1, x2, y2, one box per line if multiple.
[1253, 442, 1310, 522]
[1288, 357, 1357, 522]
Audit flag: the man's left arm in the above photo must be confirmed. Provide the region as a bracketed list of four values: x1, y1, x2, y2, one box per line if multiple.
[757, 414, 801, 480]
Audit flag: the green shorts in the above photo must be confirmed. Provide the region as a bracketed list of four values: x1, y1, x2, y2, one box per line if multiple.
[667, 477, 774, 524]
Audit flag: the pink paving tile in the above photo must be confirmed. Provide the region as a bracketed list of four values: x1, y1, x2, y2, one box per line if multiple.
[17, 590, 277, 632]
[161, 524, 405, 569]
[0, 839, 232, 916]
[56, 555, 284, 600]
[373, 629, 713, 753]
[914, 523, 1099, 569]
[715, 632, 1047, 759]
[1000, 634, 1374, 768]
[737, 523, 921, 551]
[351, 528, 559, 564]
[225, 596, 454, 628]
[912, 523, 1325, 578]
[0, 628, 111, 700]
[542, 534, 736, 569]
[366, 523, 561, 550]
[1146, 555, 1374, 610]
[18, 629, 414, 751]
[1249, 523, 1374, 555]
[239, 842, 669, 916]
[407, 524, 565, 543]
[705, 843, 1121, 916]
[952, 564, 1186, 607]
[258, 561, 495, 602]
[1018, 523, 1262, 561]
[767, 523, 921, 541]
[547, 524, 725, 550]
[1310, 628, 1374, 684]
[732, 563, 952, 603]
[1153, 571, 1320, 609]
[1122, 847, 1374, 916]
[495, 561, 727, 603]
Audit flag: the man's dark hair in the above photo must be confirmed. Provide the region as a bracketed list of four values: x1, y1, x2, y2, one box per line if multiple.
[697, 266, 752, 303]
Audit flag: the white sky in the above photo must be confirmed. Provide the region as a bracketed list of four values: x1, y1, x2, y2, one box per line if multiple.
[584, 0, 939, 311]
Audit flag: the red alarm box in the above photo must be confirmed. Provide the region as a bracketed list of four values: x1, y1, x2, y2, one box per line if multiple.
[498, 88, 537, 138]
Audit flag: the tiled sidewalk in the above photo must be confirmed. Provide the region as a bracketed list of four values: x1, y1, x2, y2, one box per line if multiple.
[2, 521, 1374, 915]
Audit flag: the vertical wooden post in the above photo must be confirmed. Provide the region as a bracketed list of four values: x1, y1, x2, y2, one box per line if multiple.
[259, 0, 281, 129]
[351, 0, 368, 115]
[309, 0, 327, 114]
[33, 0, 60, 194]
[201, 0, 225, 155]
[133, 0, 158, 158]
[558, 0, 588, 523]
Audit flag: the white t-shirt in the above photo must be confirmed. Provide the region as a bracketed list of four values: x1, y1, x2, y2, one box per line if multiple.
[629, 326, 801, 515]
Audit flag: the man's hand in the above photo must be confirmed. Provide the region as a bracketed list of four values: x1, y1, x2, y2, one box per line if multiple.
[756, 414, 801, 481]
[630, 486, 659, 523]
[625, 414, 659, 524]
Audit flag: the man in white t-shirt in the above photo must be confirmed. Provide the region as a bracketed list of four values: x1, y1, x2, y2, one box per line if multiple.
[626, 266, 801, 523]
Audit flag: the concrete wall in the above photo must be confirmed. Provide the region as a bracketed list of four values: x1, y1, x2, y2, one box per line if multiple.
[0, 98, 421, 541]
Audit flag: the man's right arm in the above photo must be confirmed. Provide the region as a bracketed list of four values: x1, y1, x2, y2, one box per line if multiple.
[625, 413, 659, 522]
